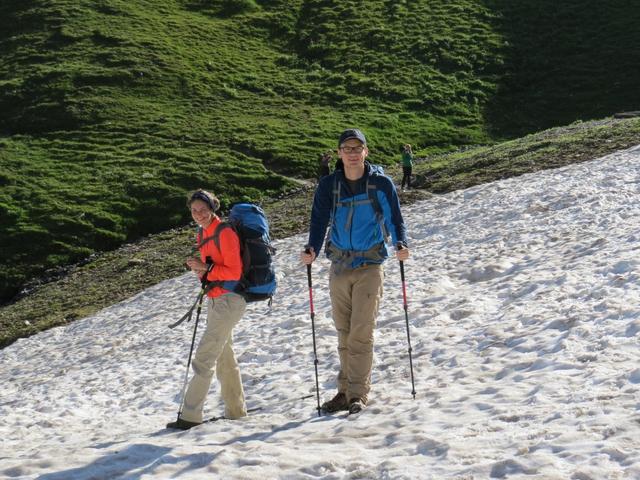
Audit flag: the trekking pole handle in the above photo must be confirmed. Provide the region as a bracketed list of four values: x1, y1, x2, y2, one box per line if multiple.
[200, 258, 214, 287]
[400, 262, 408, 309]
[396, 243, 407, 284]
[304, 247, 315, 316]
[304, 246, 313, 289]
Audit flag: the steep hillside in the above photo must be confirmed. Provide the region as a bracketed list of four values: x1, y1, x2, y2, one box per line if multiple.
[0, 0, 638, 302]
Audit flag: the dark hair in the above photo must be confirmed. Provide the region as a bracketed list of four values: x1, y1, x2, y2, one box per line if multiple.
[187, 189, 220, 212]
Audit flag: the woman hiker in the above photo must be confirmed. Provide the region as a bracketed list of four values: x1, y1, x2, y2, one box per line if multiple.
[167, 189, 248, 430]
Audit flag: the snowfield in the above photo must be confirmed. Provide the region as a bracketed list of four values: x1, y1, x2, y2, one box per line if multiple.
[1, 145, 639, 479]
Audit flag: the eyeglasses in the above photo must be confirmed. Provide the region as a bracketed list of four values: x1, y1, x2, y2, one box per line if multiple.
[340, 146, 365, 154]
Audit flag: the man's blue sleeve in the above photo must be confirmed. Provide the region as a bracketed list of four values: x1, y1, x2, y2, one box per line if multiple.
[307, 177, 333, 254]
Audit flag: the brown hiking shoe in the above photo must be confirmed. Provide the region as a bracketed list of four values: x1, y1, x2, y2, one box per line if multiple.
[348, 398, 366, 415]
[321, 392, 349, 413]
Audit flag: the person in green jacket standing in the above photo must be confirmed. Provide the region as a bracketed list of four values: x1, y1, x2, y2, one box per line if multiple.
[400, 144, 413, 191]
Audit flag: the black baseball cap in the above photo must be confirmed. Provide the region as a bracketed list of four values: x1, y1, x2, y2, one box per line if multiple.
[338, 128, 367, 147]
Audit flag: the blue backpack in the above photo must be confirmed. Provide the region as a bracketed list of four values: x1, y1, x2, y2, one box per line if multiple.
[211, 203, 277, 303]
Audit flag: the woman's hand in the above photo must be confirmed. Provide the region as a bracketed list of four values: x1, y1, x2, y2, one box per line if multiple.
[186, 257, 209, 274]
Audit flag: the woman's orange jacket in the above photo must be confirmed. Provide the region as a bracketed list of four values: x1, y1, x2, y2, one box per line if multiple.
[197, 217, 243, 298]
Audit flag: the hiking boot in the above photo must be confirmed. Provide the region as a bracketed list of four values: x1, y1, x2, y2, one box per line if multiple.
[166, 417, 201, 430]
[348, 398, 366, 415]
[321, 392, 349, 413]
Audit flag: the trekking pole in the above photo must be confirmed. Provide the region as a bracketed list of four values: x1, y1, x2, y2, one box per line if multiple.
[305, 247, 322, 417]
[176, 287, 206, 420]
[399, 256, 416, 399]
[176, 261, 213, 420]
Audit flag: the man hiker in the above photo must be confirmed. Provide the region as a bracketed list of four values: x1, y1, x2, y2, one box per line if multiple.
[300, 128, 410, 414]
[167, 189, 248, 430]
[400, 144, 414, 191]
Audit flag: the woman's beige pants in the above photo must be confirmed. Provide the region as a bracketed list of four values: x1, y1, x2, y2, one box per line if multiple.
[180, 293, 247, 423]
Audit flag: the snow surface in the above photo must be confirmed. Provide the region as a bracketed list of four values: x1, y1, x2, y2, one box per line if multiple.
[1, 146, 640, 480]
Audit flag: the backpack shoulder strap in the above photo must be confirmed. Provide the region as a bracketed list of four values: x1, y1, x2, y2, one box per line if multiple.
[366, 178, 383, 217]
[366, 178, 390, 242]
[212, 221, 234, 251]
[198, 222, 233, 252]
[325, 175, 341, 242]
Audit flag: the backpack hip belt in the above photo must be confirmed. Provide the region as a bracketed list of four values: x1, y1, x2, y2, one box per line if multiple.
[326, 241, 386, 274]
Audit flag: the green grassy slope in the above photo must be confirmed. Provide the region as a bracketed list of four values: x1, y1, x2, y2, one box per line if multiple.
[0, 0, 638, 302]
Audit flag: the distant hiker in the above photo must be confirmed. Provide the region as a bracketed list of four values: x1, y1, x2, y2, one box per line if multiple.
[300, 128, 410, 415]
[319, 151, 332, 178]
[167, 189, 247, 430]
[400, 144, 414, 191]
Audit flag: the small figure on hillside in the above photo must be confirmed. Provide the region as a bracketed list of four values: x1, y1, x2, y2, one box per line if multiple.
[401, 144, 414, 191]
[167, 189, 248, 430]
[300, 128, 410, 415]
[319, 151, 332, 178]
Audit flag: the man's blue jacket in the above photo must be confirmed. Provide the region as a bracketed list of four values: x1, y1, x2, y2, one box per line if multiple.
[307, 162, 408, 269]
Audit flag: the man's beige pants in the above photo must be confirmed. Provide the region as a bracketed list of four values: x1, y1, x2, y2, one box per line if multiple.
[180, 293, 247, 423]
[329, 263, 384, 403]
